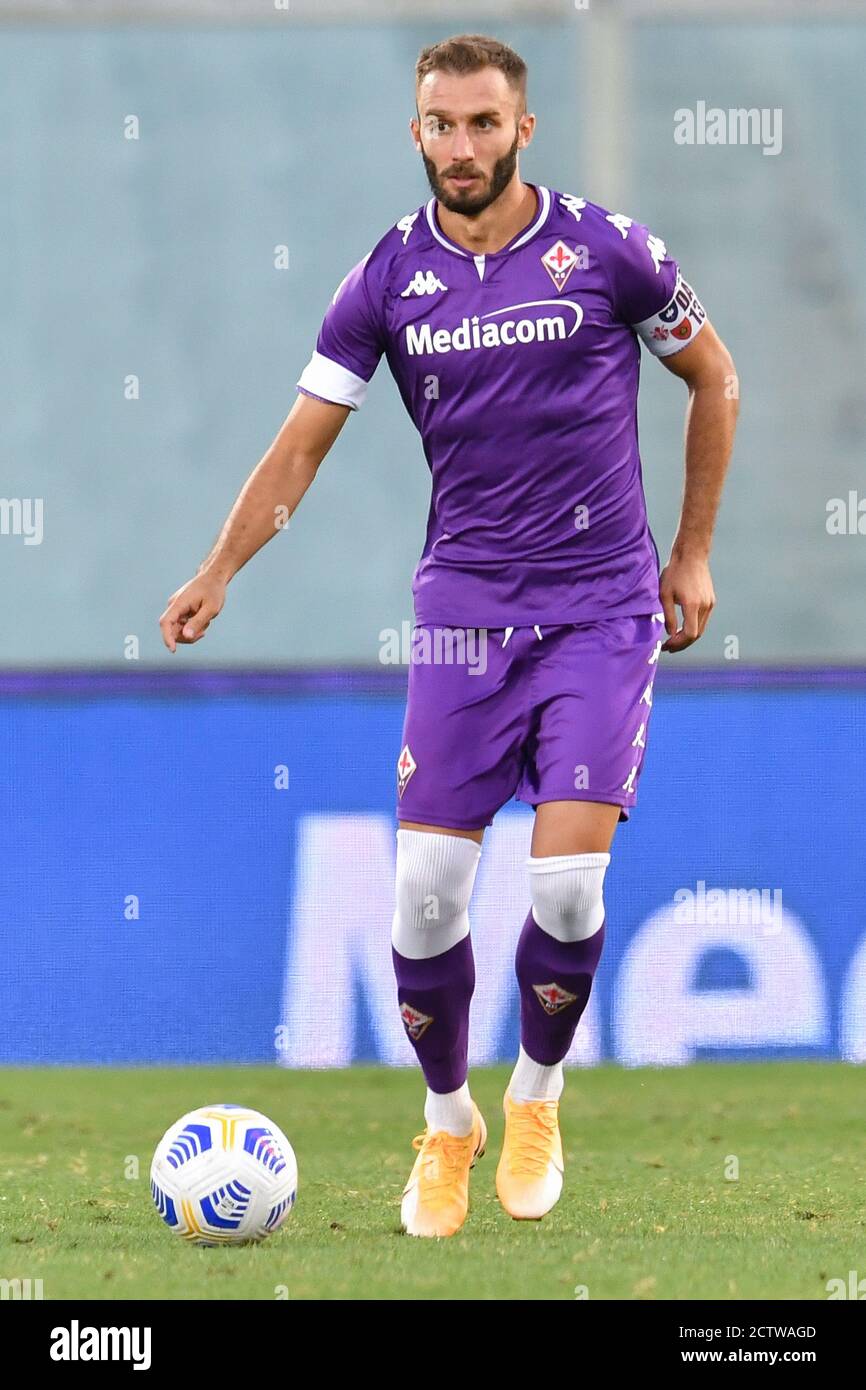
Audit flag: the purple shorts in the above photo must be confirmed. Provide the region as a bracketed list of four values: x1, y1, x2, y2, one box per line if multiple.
[395, 614, 663, 830]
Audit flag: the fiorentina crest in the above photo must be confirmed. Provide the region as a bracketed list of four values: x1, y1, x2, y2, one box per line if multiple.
[397, 743, 417, 798]
[540, 239, 583, 292]
[533, 981, 578, 1015]
[400, 1002, 433, 1040]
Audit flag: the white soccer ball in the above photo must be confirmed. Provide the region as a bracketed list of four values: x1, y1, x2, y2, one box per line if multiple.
[150, 1103, 298, 1245]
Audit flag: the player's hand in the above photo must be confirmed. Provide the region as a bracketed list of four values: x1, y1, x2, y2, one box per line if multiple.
[658, 554, 715, 653]
[159, 571, 227, 652]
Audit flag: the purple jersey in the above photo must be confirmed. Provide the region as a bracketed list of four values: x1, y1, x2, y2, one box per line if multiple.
[296, 183, 706, 625]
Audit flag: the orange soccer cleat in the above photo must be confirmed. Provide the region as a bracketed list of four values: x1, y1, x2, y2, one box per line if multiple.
[495, 1090, 564, 1219]
[400, 1101, 487, 1238]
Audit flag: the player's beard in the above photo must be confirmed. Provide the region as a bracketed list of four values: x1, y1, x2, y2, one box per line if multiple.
[422, 130, 520, 217]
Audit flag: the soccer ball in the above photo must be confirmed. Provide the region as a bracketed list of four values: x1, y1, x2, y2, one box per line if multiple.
[150, 1103, 298, 1245]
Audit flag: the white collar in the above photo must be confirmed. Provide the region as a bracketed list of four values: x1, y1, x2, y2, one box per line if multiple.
[425, 184, 551, 259]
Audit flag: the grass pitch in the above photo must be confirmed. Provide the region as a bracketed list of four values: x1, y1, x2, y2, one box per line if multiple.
[0, 1063, 861, 1301]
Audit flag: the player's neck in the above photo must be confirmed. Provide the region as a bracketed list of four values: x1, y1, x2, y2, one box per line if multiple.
[435, 178, 538, 256]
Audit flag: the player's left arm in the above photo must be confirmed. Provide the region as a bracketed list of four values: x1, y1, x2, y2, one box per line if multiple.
[604, 210, 738, 653]
[656, 320, 738, 653]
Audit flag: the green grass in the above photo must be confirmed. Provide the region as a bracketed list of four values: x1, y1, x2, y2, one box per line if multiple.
[0, 1063, 862, 1300]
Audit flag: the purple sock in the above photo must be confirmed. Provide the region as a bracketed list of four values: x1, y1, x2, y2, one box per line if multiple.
[392, 934, 475, 1093]
[515, 909, 605, 1065]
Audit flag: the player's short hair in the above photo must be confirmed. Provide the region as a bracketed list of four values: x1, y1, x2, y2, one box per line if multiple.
[415, 34, 528, 115]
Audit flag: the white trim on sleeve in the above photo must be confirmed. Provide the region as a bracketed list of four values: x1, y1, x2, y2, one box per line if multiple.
[296, 350, 370, 410]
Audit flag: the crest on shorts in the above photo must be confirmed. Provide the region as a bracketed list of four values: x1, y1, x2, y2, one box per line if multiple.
[541, 240, 580, 292]
[397, 743, 417, 798]
[533, 981, 578, 1015]
[400, 1002, 433, 1040]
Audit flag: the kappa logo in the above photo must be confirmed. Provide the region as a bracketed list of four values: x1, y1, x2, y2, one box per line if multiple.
[400, 1001, 433, 1040]
[533, 982, 578, 1015]
[397, 744, 417, 797]
[559, 193, 587, 223]
[541, 240, 583, 292]
[605, 214, 668, 272]
[647, 234, 667, 272]
[606, 212, 633, 240]
[400, 269, 448, 298]
[396, 211, 419, 245]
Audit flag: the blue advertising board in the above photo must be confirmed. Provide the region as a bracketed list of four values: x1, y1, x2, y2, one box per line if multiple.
[1, 670, 864, 1068]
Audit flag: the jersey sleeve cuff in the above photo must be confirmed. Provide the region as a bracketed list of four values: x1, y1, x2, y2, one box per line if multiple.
[633, 271, 707, 358]
[296, 350, 370, 409]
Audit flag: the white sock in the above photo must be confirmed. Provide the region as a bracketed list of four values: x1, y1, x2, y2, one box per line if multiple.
[508, 1044, 564, 1103]
[392, 828, 481, 959]
[424, 1081, 474, 1136]
[526, 852, 609, 942]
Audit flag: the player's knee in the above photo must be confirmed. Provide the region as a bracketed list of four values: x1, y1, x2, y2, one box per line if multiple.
[391, 828, 481, 958]
[527, 851, 610, 942]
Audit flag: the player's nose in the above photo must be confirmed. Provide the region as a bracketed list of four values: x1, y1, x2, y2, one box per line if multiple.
[449, 129, 476, 160]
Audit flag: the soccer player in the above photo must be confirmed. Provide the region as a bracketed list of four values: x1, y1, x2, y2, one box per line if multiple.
[160, 34, 738, 1238]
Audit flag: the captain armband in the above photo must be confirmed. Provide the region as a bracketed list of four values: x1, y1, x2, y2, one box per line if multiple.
[633, 272, 707, 358]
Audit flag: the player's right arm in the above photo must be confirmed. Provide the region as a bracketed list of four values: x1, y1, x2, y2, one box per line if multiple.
[160, 246, 387, 651]
[159, 393, 350, 651]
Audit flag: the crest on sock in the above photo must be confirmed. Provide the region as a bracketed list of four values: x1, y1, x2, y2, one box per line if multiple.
[397, 744, 417, 797]
[400, 1001, 433, 1040]
[533, 981, 578, 1015]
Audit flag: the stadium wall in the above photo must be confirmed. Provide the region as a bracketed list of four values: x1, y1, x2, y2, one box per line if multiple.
[1, 17, 865, 666]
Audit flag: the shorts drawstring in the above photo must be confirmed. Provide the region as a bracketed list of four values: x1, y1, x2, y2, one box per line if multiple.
[501, 625, 544, 648]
